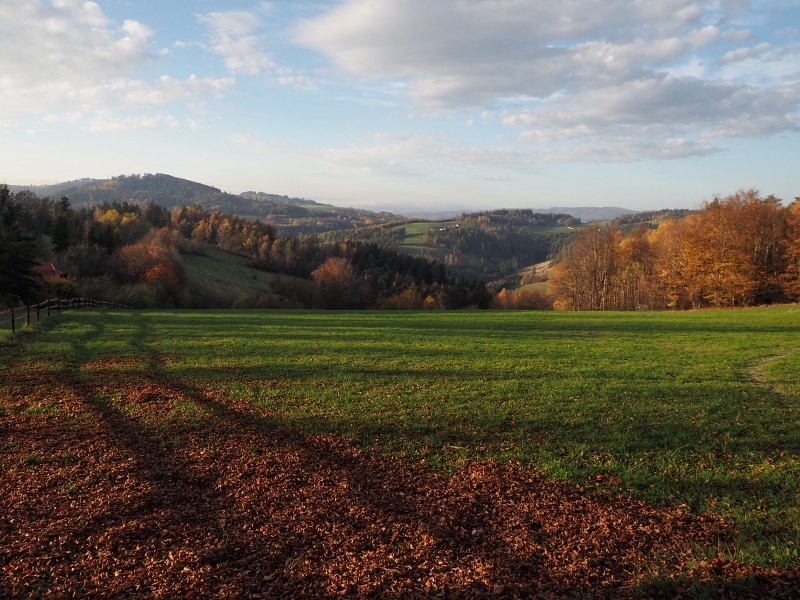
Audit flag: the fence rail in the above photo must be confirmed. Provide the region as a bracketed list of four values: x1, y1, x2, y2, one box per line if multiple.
[0, 298, 132, 333]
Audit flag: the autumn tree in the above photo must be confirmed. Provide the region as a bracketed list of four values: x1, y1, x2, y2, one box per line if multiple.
[311, 257, 370, 309]
[649, 216, 706, 309]
[650, 190, 785, 308]
[738, 192, 788, 303]
[549, 225, 620, 310]
[491, 288, 552, 310]
[115, 228, 184, 284]
[614, 226, 657, 311]
[783, 198, 800, 300]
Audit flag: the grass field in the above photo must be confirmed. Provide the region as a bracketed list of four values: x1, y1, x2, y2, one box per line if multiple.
[394, 221, 461, 245]
[2, 307, 799, 596]
[182, 245, 274, 307]
[393, 221, 576, 247]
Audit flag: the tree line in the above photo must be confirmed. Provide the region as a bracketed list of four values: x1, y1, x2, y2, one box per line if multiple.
[548, 190, 800, 310]
[418, 209, 578, 281]
[53, 173, 400, 238]
[0, 185, 488, 310]
[4, 183, 798, 312]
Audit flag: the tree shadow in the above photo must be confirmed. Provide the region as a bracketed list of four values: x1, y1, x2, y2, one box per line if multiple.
[3, 313, 799, 598]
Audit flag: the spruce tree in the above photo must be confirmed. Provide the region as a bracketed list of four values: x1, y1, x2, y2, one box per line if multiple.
[0, 185, 41, 303]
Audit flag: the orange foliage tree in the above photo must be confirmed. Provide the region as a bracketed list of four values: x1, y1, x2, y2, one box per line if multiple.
[549, 226, 620, 310]
[549, 190, 795, 311]
[783, 199, 800, 300]
[651, 191, 786, 308]
[311, 257, 371, 309]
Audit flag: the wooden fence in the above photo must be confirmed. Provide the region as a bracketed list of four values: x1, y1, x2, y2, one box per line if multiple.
[0, 298, 132, 333]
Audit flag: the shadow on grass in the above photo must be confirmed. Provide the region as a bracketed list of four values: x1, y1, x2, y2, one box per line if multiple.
[8, 320, 602, 597]
[3, 310, 799, 598]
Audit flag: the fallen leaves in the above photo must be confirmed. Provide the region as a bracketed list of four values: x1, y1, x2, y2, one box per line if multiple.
[1, 362, 799, 598]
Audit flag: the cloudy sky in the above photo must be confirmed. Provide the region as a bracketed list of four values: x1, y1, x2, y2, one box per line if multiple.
[1, 1, 799, 212]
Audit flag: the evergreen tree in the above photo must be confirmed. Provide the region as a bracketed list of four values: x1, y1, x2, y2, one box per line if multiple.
[0, 185, 41, 303]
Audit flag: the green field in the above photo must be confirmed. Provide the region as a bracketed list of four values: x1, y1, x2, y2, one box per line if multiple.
[182, 245, 275, 307]
[394, 221, 461, 245]
[394, 220, 577, 247]
[2, 307, 800, 595]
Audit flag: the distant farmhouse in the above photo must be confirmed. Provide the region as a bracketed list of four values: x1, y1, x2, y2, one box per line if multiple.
[32, 263, 68, 282]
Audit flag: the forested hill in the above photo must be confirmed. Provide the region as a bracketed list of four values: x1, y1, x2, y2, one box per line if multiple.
[56, 174, 222, 207]
[10, 174, 402, 237]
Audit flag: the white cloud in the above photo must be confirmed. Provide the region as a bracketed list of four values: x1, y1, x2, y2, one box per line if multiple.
[296, 0, 800, 162]
[720, 42, 772, 63]
[0, 2, 237, 129]
[115, 75, 235, 108]
[87, 114, 181, 133]
[197, 9, 274, 76]
[722, 28, 754, 43]
[274, 67, 317, 90]
[0, 1, 154, 100]
[296, 0, 711, 106]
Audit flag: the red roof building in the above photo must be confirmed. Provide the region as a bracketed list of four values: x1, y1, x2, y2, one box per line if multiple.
[32, 263, 68, 281]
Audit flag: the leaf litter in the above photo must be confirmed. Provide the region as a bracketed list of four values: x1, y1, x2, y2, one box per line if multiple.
[1, 358, 798, 599]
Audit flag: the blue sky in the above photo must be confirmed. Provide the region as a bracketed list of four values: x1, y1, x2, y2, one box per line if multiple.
[1, 0, 798, 213]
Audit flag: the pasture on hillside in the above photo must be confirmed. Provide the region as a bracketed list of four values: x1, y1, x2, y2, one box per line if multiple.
[1, 308, 799, 597]
[182, 245, 279, 308]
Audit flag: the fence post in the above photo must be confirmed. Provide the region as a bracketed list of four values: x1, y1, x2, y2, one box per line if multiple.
[10, 307, 15, 333]
[27, 304, 30, 327]
[37, 302, 40, 323]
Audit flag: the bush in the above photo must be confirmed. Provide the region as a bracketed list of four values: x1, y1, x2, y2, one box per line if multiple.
[492, 288, 553, 310]
[43, 278, 79, 300]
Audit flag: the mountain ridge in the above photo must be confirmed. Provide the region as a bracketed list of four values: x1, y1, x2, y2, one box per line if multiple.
[6, 173, 642, 223]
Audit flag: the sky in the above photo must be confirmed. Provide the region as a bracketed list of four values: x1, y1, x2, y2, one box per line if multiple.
[1, 0, 799, 214]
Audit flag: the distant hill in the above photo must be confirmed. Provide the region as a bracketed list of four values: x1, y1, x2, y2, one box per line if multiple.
[400, 206, 638, 222]
[610, 208, 695, 233]
[8, 174, 640, 225]
[7, 178, 103, 197]
[546, 206, 638, 222]
[322, 208, 585, 283]
[8, 173, 402, 237]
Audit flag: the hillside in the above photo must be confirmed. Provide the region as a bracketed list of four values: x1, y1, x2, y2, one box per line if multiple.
[10, 174, 401, 237]
[6, 175, 586, 282]
[401, 206, 639, 222]
[6, 174, 692, 287]
[322, 208, 584, 283]
[7, 178, 103, 197]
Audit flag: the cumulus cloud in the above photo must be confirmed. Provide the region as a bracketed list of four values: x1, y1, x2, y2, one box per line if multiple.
[0, 1, 232, 128]
[296, 0, 800, 162]
[197, 9, 274, 76]
[722, 28, 754, 43]
[0, 2, 153, 97]
[720, 42, 773, 63]
[296, 0, 713, 105]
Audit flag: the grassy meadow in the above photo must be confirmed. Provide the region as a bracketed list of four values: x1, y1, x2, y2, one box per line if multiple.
[2, 306, 800, 581]
[182, 245, 275, 307]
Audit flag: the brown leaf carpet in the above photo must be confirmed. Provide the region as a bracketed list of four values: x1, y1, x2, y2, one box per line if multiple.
[2, 360, 798, 598]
